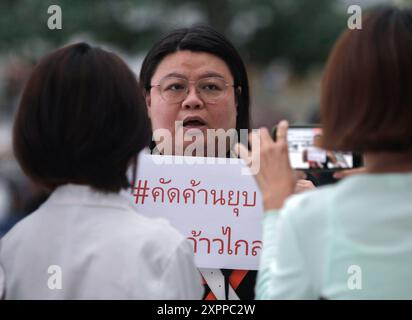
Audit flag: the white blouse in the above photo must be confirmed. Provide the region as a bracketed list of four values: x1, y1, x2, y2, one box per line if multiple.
[0, 184, 203, 299]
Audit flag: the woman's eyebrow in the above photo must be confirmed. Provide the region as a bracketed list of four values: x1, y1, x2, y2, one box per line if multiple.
[163, 72, 225, 79]
[199, 72, 224, 79]
[163, 72, 187, 79]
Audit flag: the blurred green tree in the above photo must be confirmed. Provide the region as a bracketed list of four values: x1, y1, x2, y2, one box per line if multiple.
[0, 0, 349, 73]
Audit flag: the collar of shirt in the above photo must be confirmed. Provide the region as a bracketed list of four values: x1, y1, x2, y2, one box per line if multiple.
[45, 183, 134, 212]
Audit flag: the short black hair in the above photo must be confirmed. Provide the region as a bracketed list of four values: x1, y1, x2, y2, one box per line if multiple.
[139, 25, 250, 132]
[13, 42, 150, 192]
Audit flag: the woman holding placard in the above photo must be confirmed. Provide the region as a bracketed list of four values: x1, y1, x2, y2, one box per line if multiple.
[139, 26, 316, 300]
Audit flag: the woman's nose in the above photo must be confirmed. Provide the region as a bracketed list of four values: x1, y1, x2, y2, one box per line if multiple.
[181, 86, 205, 109]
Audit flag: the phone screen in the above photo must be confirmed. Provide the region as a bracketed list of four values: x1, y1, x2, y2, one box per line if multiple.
[279, 126, 356, 171]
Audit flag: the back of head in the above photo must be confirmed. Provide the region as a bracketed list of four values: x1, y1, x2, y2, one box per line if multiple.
[13, 42, 150, 193]
[321, 6, 412, 152]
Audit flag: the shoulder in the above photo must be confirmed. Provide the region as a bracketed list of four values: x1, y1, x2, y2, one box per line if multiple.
[110, 205, 192, 264]
[278, 177, 367, 249]
[281, 175, 366, 219]
[1, 202, 187, 263]
[274, 184, 342, 289]
[281, 184, 336, 225]
[117, 211, 197, 287]
[126, 211, 187, 249]
[276, 182, 351, 252]
[0, 210, 40, 247]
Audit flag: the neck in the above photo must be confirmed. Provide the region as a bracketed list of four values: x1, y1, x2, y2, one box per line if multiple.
[363, 151, 412, 174]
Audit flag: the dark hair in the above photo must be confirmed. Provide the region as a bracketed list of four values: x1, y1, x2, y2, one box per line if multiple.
[13, 42, 151, 193]
[139, 25, 250, 133]
[321, 6, 412, 152]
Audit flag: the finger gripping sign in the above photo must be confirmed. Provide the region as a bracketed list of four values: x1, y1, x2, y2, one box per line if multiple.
[127, 154, 264, 270]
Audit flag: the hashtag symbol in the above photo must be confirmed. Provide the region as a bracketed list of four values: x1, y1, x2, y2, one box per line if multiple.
[133, 180, 150, 204]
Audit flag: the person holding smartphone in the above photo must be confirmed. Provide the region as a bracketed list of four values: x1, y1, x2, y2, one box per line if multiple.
[236, 6, 412, 299]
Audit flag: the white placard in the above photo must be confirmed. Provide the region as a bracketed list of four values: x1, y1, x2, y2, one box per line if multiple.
[125, 154, 264, 270]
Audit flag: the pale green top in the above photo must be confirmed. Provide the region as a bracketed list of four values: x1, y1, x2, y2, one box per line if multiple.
[256, 173, 412, 299]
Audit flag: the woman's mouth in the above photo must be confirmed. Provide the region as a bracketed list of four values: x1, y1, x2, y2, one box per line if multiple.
[182, 117, 208, 131]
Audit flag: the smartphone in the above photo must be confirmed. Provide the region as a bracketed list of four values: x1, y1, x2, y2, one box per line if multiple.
[272, 124, 362, 171]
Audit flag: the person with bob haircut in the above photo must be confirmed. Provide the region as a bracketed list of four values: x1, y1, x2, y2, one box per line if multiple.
[138, 25, 315, 300]
[235, 6, 412, 299]
[0, 42, 203, 299]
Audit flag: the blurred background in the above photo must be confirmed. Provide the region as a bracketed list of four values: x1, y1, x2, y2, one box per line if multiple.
[0, 0, 408, 236]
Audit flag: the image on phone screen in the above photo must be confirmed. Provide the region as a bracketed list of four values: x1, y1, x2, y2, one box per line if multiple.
[278, 126, 355, 171]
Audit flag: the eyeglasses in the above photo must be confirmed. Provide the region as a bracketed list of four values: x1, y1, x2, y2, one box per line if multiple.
[149, 76, 236, 104]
